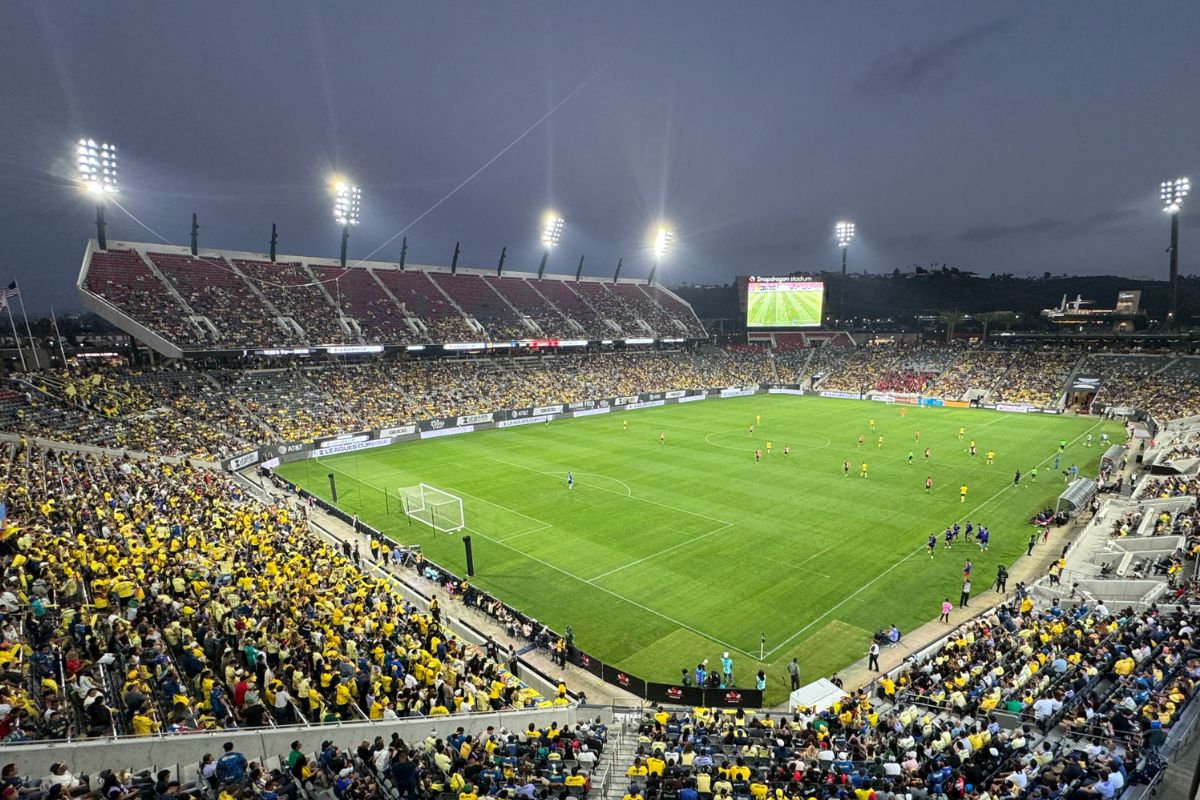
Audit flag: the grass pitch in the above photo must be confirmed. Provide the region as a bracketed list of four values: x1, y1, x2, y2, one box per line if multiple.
[277, 395, 1120, 704]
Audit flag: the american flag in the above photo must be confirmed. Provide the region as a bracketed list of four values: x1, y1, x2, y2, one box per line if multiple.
[0, 283, 17, 310]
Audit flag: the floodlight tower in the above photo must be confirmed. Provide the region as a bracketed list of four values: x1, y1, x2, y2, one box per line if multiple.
[76, 139, 118, 250]
[835, 220, 856, 314]
[646, 224, 673, 285]
[537, 211, 564, 279]
[332, 180, 362, 268]
[1161, 177, 1190, 327]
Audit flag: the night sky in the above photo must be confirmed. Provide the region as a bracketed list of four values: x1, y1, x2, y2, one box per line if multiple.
[1, 2, 1197, 312]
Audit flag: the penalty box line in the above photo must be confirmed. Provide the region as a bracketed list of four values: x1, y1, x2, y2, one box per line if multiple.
[464, 524, 758, 659]
[315, 458, 553, 538]
[319, 459, 758, 658]
[484, 454, 736, 527]
[761, 419, 1107, 659]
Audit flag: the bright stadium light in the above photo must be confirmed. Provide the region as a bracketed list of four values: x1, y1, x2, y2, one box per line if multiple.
[536, 211, 565, 279]
[540, 211, 564, 249]
[331, 178, 362, 268]
[652, 225, 674, 260]
[647, 224, 673, 285]
[1161, 176, 1190, 326]
[1161, 177, 1190, 213]
[76, 139, 118, 196]
[835, 220, 855, 249]
[835, 220, 856, 314]
[76, 139, 118, 250]
[332, 180, 362, 226]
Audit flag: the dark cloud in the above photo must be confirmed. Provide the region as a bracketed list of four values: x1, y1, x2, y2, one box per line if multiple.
[960, 208, 1136, 243]
[856, 18, 1009, 96]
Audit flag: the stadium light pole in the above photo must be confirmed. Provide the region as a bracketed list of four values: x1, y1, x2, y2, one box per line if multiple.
[1161, 178, 1190, 327]
[647, 224, 673, 285]
[76, 139, 118, 250]
[835, 221, 856, 317]
[537, 211, 564, 280]
[332, 180, 362, 268]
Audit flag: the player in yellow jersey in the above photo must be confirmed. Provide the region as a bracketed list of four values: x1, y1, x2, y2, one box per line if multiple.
[960, 484, 968, 503]
[877, 435, 884, 448]
[765, 441, 772, 455]
[986, 450, 995, 464]
[623, 419, 628, 431]
[860, 462, 869, 478]
[958, 426, 965, 439]
[869, 419, 876, 431]
[756, 414, 761, 426]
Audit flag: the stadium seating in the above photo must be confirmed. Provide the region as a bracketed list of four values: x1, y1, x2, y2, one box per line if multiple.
[0, 442, 564, 744]
[80, 243, 708, 349]
[309, 264, 415, 344]
[82, 249, 199, 346]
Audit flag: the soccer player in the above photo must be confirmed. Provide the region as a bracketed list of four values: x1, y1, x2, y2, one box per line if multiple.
[978, 527, 989, 552]
[1085, 433, 1093, 447]
[914, 430, 920, 441]
[783, 445, 790, 456]
[755, 415, 761, 427]
[843, 460, 850, 477]
[907, 450, 914, 465]
[924, 447, 931, 461]
[944, 527, 954, 549]
[969, 443, 977, 457]
[660, 432, 665, 444]
[1013, 470, 1021, 486]
[877, 435, 884, 448]
[1100, 432, 1110, 444]
[567, 472, 574, 491]
[958, 426, 965, 440]
[623, 419, 628, 431]
[927, 533, 937, 558]
[960, 484, 968, 503]
[900, 407, 907, 418]
[860, 462, 868, 478]
[869, 419, 876, 431]
[766, 441, 772, 455]
[1058, 438, 1067, 452]
[857, 434, 865, 447]
[1030, 466, 1038, 482]
[963, 559, 972, 580]
[1054, 452, 1061, 470]
[748, 424, 754, 436]
[925, 476, 933, 494]
[755, 449, 761, 463]
[986, 450, 995, 464]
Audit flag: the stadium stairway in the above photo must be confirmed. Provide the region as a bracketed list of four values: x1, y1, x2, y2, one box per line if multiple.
[601, 711, 644, 800]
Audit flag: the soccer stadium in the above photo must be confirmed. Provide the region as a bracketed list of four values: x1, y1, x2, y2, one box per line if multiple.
[0, 5, 1198, 800]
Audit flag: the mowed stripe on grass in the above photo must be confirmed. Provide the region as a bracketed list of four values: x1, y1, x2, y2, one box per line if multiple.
[278, 395, 1120, 703]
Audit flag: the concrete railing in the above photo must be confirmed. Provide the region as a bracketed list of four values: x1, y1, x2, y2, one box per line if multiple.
[0, 705, 605, 777]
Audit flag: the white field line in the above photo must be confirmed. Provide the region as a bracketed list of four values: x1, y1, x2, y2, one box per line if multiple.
[484, 454, 734, 526]
[762, 419, 1106, 658]
[588, 522, 734, 581]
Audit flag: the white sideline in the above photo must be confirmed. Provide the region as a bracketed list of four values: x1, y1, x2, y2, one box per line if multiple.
[760, 419, 1107, 658]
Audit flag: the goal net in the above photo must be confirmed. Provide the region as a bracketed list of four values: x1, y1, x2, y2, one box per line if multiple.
[398, 483, 465, 533]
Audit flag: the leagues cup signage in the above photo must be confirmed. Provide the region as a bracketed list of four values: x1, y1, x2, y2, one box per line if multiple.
[457, 412, 494, 426]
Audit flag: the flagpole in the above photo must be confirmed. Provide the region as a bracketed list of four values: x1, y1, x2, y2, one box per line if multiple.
[14, 281, 40, 369]
[4, 299, 25, 371]
[50, 307, 68, 366]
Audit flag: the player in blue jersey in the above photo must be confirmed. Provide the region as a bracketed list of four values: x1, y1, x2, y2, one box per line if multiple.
[567, 472, 574, 491]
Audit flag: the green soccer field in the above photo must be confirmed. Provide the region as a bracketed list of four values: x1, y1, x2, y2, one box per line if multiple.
[746, 288, 823, 327]
[277, 395, 1120, 704]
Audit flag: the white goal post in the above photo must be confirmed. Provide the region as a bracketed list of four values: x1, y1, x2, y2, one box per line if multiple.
[398, 483, 465, 533]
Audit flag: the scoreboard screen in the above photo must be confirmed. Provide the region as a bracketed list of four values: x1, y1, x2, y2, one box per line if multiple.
[745, 277, 825, 328]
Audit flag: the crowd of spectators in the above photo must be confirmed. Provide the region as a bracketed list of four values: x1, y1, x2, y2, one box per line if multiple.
[991, 349, 1081, 408]
[1090, 355, 1200, 421]
[622, 595, 1195, 800]
[0, 442, 565, 744]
